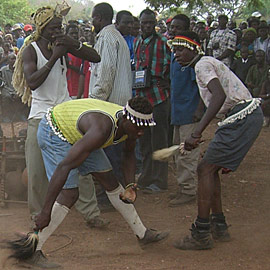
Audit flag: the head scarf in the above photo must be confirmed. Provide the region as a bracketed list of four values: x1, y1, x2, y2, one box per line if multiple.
[12, 5, 65, 105]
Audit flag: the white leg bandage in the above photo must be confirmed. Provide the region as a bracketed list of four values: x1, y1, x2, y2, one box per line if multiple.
[106, 185, 146, 239]
[36, 201, 69, 250]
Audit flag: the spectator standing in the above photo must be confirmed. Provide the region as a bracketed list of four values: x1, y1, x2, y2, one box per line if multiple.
[134, 8, 171, 193]
[253, 21, 270, 64]
[245, 50, 270, 97]
[65, 23, 108, 227]
[132, 16, 141, 38]
[23, 24, 33, 37]
[89, 2, 133, 206]
[207, 14, 237, 67]
[12, 24, 24, 49]
[66, 24, 84, 98]
[231, 46, 256, 84]
[168, 14, 202, 206]
[115, 10, 135, 63]
[259, 68, 270, 126]
[0, 53, 29, 122]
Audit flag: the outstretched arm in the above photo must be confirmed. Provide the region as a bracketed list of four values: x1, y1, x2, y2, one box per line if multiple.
[54, 34, 100, 63]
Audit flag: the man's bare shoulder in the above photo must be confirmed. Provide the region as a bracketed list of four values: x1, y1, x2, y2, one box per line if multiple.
[79, 111, 113, 136]
[22, 43, 37, 61]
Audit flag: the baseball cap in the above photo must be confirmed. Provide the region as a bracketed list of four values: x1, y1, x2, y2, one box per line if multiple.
[12, 24, 22, 31]
[23, 24, 33, 32]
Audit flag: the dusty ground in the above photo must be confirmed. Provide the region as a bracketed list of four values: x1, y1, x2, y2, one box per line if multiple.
[0, 120, 270, 270]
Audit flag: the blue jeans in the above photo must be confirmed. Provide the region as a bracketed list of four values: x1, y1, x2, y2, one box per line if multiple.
[37, 117, 112, 189]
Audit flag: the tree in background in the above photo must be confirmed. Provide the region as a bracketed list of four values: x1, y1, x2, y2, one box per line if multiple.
[145, 0, 266, 20]
[0, 0, 95, 28]
[0, 0, 33, 26]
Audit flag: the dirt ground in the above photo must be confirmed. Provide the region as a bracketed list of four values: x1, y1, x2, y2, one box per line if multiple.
[0, 120, 270, 270]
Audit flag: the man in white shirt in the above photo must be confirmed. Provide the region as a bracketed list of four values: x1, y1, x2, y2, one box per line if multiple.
[253, 21, 270, 64]
[207, 14, 237, 67]
[87, 3, 133, 204]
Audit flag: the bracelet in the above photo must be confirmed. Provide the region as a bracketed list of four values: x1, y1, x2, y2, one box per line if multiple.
[75, 41, 83, 51]
[125, 183, 138, 190]
[44, 64, 51, 71]
[191, 133, 202, 139]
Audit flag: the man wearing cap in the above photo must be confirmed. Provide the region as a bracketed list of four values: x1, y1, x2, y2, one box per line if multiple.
[169, 31, 263, 250]
[23, 24, 33, 37]
[23, 96, 169, 268]
[253, 21, 270, 64]
[12, 23, 24, 49]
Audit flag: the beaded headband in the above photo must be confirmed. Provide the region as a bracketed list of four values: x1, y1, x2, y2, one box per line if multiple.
[123, 103, 156, 127]
[167, 35, 205, 55]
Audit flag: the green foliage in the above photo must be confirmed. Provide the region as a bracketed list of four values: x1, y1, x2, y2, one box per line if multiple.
[0, 0, 34, 26]
[145, 0, 266, 19]
[27, 0, 95, 21]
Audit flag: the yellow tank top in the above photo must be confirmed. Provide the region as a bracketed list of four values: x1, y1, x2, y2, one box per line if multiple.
[52, 99, 127, 147]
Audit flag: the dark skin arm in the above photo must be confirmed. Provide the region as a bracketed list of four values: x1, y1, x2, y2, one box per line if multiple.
[22, 44, 68, 90]
[36, 113, 113, 230]
[216, 48, 234, 61]
[54, 33, 100, 63]
[77, 74, 85, 99]
[185, 78, 226, 150]
[259, 81, 270, 100]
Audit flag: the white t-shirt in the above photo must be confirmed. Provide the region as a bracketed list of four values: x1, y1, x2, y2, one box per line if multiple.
[195, 56, 252, 115]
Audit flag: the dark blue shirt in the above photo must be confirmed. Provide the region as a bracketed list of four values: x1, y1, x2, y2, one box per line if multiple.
[170, 53, 200, 125]
[124, 35, 135, 61]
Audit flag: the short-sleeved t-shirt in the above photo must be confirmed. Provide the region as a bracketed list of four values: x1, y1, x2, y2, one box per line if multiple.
[195, 56, 252, 115]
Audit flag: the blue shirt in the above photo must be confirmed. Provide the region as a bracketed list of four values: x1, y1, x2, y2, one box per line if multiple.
[170, 53, 200, 125]
[124, 35, 135, 61]
[16, 37, 24, 49]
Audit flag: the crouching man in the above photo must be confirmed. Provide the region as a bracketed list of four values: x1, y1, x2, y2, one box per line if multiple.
[26, 96, 169, 268]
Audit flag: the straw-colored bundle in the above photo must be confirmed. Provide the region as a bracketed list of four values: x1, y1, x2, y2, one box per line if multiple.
[152, 143, 190, 162]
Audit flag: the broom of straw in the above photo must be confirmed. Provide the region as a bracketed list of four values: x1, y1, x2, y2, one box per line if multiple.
[152, 143, 190, 162]
[5, 231, 39, 260]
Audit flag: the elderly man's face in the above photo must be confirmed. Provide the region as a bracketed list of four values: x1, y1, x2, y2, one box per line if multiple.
[42, 17, 63, 41]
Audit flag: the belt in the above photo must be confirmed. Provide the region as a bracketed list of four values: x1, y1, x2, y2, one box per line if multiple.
[218, 98, 261, 127]
[45, 108, 67, 142]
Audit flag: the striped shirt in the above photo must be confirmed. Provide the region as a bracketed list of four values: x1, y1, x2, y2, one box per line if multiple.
[134, 32, 171, 106]
[89, 24, 132, 106]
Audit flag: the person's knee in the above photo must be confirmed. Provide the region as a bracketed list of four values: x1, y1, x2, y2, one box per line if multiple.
[92, 171, 119, 191]
[57, 188, 79, 208]
[197, 160, 219, 179]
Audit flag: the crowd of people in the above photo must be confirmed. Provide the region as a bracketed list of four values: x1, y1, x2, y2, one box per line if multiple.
[0, 2, 267, 268]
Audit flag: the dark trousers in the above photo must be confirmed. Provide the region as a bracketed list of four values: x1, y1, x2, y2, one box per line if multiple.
[137, 99, 169, 189]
